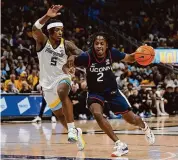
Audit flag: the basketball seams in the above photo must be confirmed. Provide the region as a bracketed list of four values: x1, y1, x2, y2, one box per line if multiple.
[142, 46, 155, 56]
[135, 54, 154, 63]
[135, 45, 155, 65]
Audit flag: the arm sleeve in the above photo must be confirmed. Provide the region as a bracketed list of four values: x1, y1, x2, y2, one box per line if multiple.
[111, 48, 126, 62]
[74, 52, 90, 68]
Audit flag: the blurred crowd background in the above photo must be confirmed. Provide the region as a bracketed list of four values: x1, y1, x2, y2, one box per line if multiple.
[1, 0, 178, 119]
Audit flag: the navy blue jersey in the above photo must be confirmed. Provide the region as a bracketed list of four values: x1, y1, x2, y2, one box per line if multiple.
[74, 48, 126, 93]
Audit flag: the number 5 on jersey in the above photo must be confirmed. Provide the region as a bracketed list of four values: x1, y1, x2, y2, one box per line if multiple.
[97, 72, 103, 82]
[51, 57, 57, 66]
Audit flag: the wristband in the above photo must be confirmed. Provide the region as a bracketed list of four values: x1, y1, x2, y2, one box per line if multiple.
[34, 20, 44, 29]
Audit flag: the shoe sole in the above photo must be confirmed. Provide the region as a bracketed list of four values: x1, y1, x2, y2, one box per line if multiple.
[111, 150, 129, 157]
[76, 128, 85, 151]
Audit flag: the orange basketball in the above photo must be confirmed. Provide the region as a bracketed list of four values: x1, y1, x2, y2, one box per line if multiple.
[135, 45, 155, 66]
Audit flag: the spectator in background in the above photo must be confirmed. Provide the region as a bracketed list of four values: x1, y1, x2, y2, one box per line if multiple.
[16, 71, 28, 90]
[6, 81, 18, 93]
[171, 74, 178, 86]
[139, 87, 155, 117]
[71, 78, 79, 93]
[151, 86, 169, 116]
[1, 62, 8, 82]
[116, 73, 128, 90]
[2, 46, 13, 59]
[16, 59, 26, 75]
[164, 74, 176, 88]
[0, 83, 6, 93]
[128, 89, 142, 115]
[173, 86, 178, 114]
[124, 83, 134, 97]
[141, 74, 155, 86]
[19, 81, 32, 93]
[128, 72, 139, 88]
[27, 69, 38, 90]
[163, 86, 175, 115]
[4, 74, 18, 90]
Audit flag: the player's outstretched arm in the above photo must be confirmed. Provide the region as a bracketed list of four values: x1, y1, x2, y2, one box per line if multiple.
[122, 53, 136, 63]
[65, 40, 83, 56]
[111, 47, 136, 63]
[32, 5, 63, 48]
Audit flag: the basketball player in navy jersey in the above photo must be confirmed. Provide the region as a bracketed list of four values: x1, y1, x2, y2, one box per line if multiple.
[68, 32, 155, 157]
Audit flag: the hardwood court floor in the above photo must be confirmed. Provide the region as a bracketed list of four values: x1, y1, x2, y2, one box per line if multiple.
[1, 116, 178, 160]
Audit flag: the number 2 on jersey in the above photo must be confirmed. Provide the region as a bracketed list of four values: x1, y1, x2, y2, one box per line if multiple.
[50, 57, 57, 66]
[97, 72, 103, 82]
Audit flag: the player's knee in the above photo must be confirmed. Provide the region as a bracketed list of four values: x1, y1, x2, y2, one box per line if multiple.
[57, 88, 67, 100]
[93, 112, 104, 121]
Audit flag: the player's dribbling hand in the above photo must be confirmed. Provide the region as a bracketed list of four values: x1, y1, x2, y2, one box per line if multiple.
[46, 5, 63, 17]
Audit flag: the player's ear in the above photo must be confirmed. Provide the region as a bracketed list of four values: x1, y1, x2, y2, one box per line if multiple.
[106, 43, 108, 49]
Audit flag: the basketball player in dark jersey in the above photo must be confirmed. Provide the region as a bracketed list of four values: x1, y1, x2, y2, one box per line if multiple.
[68, 32, 155, 157]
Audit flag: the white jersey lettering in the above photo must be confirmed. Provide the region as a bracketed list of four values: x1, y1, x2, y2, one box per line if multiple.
[37, 38, 68, 90]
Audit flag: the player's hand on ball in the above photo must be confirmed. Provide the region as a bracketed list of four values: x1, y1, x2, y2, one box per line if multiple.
[46, 5, 63, 17]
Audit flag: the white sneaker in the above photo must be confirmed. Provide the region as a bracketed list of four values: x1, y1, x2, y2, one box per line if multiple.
[111, 140, 129, 157]
[82, 114, 87, 120]
[142, 122, 155, 145]
[32, 116, 42, 123]
[68, 128, 78, 143]
[150, 111, 155, 116]
[162, 112, 169, 116]
[157, 112, 165, 116]
[76, 128, 85, 151]
[51, 116, 57, 123]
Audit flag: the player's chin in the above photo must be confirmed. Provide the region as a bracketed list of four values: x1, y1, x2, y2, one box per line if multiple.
[56, 37, 62, 41]
[96, 53, 104, 58]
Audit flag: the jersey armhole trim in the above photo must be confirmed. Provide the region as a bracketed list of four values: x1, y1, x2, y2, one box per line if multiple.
[87, 52, 91, 68]
[36, 39, 48, 53]
[109, 51, 113, 63]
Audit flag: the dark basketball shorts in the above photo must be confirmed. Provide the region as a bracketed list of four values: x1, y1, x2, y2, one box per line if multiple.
[87, 89, 131, 114]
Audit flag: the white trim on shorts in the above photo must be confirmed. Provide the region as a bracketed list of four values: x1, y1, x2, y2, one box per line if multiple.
[118, 89, 132, 108]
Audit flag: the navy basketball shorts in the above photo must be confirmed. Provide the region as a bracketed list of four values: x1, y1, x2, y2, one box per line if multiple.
[87, 89, 132, 114]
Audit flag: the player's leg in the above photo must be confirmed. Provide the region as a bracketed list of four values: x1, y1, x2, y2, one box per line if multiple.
[57, 82, 74, 123]
[53, 108, 67, 129]
[56, 79, 85, 149]
[90, 103, 118, 142]
[111, 90, 155, 145]
[43, 83, 85, 150]
[88, 94, 128, 157]
[122, 111, 155, 144]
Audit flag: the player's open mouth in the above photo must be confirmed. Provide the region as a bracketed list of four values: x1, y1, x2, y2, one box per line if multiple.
[97, 49, 102, 53]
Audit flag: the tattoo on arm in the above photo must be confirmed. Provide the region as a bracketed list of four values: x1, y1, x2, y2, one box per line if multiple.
[65, 40, 83, 56]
